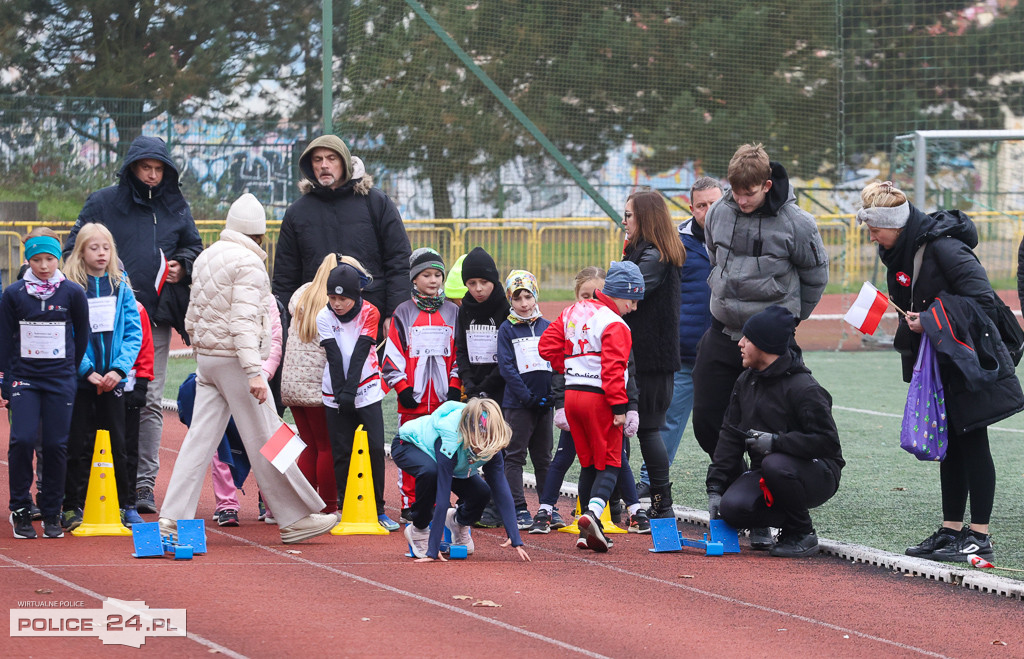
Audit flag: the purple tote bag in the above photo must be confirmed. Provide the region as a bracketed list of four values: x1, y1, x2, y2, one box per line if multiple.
[900, 336, 948, 461]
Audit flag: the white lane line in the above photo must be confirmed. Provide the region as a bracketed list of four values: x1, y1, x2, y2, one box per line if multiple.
[0, 553, 248, 658]
[833, 405, 1024, 434]
[510, 537, 951, 659]
[206, 528, 610, 659]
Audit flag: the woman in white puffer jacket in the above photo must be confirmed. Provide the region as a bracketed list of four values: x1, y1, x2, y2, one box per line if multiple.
[159, 193, 338, 544]
[280, 255, 340, 514]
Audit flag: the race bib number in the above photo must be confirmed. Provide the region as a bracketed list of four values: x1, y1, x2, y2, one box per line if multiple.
[466, 326, 498, 364]
[409, 325, 452, 358]
[88, 296, 116, 333]
[513, 336, 551, 374]
[20, 322, 66, 360]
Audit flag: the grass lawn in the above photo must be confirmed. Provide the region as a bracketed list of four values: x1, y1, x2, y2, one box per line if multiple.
[165, 350, 1024, 576]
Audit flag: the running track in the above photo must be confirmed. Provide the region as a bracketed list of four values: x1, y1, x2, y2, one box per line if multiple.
[2, 412, 1022, 657]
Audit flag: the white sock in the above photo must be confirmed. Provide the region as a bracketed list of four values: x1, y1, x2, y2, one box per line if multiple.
[588, 498, 606, 518]
[539, 503, 553, 514]
[628, 503, 641, 516]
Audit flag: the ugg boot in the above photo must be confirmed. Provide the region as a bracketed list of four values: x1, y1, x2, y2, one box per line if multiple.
[648, 483, 675, 519]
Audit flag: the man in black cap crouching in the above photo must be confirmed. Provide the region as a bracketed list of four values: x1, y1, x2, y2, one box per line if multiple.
[705, 305, 844, 557]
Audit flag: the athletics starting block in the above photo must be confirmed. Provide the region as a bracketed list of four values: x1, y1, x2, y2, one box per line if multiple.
[132, 520, 207, 560]
[405, 522, 470, 559]
[648, 518, 740, 556]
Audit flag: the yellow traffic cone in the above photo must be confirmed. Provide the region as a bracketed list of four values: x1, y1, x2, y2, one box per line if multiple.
[331, 425, 388, 536]
[73, 430, 132, 537]
[557, 497, 626, 534]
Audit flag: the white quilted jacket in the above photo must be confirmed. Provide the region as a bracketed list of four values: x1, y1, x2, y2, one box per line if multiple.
[185, 229, 272, 378]
[280, 282, 328, 407]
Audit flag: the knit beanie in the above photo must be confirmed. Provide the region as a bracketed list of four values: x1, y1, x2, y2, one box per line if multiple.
[444, 254, 468, 299]
[409, 247, 446, 282]
[602, 261, 645, 300]
[224, 193, 267, 235]
[461, 246, 501, 286]
[741, 305, 796, 356]
[326, 263, 363, 302]
[505, 269, 539, 301]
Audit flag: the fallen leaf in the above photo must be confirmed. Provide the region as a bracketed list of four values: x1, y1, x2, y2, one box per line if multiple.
[904, 574, 915, 578]
[843, 635, 850, 639]
[361, 618, 371, 622]
[777, 629, 787, 632]
[208, 650, 220, 654]
[891, 487, 906, 491]
[993, 641, 1007, 646]
[472, 600, 501, 608]
[452, 595, 473, 600]
[285, 549, 302, 554]
[35, 588, 52, 594]
[678, 575, 694, 579]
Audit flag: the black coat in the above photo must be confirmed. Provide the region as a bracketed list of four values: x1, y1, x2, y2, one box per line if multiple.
[622, 239, 682, 375]
[706, 350, 844, 495]
[455, 287, 510, 402]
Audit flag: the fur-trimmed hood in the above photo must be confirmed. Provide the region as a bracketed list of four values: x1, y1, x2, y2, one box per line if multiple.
[298, 154, 374, 196]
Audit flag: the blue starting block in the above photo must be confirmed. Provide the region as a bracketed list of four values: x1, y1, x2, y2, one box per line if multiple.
[649, 518, 740, 556]
[404, 522, 470, 559]
[132, 520, 207, 560]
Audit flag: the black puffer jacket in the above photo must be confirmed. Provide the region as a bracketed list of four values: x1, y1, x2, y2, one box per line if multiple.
[622, 239, 682, 374]
[706, 349, 844, 495]
[455, 285, 510, 401]
[65, 136, 202, 318]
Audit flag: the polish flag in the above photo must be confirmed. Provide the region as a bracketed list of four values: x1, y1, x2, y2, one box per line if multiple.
[843, 282, 889, 335]
[260, 423, 306, 473]
[154, 249, 169, 295]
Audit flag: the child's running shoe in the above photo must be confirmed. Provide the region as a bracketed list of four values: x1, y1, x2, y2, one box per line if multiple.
[628, 509, 651, 534]
[404, 524, 430, 558]
[61, 508, 83, 531]
[929, 527, 994, 563]
[10, 509, 37, 539]
[516, 508, 533, 530]
[122, 507, 145, 527]
[378, 513, 400, 532]
[528, 509, 551, 534]
[216, 509, 240, 527]
[549, 508, 566, 530]
[258, 498, 268, 522]
[42, 515, 64, 538]
[400, 508, 414, 524]
[444, 508, 474, 555]
[577, 511, 609, 552]
[474, 502, 503, 528]
[30, 501, 42, 520]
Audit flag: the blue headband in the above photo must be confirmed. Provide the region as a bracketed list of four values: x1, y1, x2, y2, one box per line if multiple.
[24, 236, 62, 261]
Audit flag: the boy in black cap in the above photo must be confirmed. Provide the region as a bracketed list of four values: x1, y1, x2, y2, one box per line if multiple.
[705, 305, 844, 557]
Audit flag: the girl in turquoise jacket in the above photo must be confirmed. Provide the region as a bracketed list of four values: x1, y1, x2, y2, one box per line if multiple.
[392, 398, 530, 561]
[61, 223, 143, 529]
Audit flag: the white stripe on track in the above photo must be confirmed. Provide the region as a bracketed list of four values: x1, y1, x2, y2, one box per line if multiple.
[833, 405, 1024, 434]
[0, 553, 248, 658]
[207, 528, 611, 659]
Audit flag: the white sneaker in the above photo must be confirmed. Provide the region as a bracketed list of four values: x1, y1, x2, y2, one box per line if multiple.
[404, 523, 430, 558]
[445, 507, 474, 555]
[279, 513, 338, 544]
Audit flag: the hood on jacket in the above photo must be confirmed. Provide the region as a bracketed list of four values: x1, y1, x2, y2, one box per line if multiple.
[298, 135, 376, 197]
[722, 161, 794, 217]
[117, 135, 181, 189]
[879, 204, 978, 269]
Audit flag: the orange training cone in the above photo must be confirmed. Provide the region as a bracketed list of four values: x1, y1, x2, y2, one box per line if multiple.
[331, 425, 388, 536]
[557, 497, 626, 534]
[73, 430, 132, 537]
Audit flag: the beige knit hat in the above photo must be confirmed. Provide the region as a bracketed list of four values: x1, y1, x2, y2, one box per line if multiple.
[225, 193, 267, 235]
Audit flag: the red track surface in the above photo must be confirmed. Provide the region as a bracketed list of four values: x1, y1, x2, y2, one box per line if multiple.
[2, 411, 1022, 658]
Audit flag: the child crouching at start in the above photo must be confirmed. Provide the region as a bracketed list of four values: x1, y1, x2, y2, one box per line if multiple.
[391, 398, 530, 562]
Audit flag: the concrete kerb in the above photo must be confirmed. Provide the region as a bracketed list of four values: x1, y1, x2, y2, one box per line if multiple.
[159, 397, 1024, 601]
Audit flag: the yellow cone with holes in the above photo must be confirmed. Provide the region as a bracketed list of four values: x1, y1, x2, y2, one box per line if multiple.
[73, 430, 132, 537]
[331, 425, 389, 535]
[557, 497, 626, 534]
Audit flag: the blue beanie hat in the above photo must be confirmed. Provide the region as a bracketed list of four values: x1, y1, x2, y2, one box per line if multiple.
[602, 261, 645, 300]
[741, 305, 796, 355]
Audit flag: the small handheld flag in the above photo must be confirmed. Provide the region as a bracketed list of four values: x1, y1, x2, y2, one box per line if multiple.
[154, 249, 169, 295]
[260, 423, 306, 473]
[843, 282, 890, 335]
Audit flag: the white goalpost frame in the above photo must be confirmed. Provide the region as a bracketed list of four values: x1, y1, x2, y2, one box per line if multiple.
[893, 129, 1024, 209]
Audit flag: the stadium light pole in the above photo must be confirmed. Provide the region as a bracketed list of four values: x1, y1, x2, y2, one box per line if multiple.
[403, 0, 622, 226]
[322, 0, 333, 135]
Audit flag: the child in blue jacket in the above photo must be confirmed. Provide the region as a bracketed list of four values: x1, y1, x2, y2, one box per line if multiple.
[0, 229, 90, 539]
[60, 223, 143, 530]
[496, 270, 553, 529]
[391, 398, 530, 562]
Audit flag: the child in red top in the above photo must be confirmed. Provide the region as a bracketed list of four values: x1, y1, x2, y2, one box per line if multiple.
[538, 261, 644, 552]
[122, 302, 154, 526]
[382, 248, 461, 519]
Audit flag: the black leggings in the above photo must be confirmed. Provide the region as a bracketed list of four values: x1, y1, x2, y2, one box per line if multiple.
[325, 401, 387, 515]
[635, 372, 673, 488]
[940, 426, 995, 525]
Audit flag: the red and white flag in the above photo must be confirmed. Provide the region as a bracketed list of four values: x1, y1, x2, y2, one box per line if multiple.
[843, 282, 889, 335]
[154, 249, 169, 295]
[260, 423, 306, 473]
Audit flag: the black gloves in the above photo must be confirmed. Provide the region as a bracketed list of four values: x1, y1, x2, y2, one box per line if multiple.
[745, 430, 777, 456]
[397, 388, 417, 410]
[447, 386, 463, 402]
[336, 391, 356, 415]
[708, 493, 722, 520]
[126, 378, 150, 409]
[528, 395, 552, 409]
